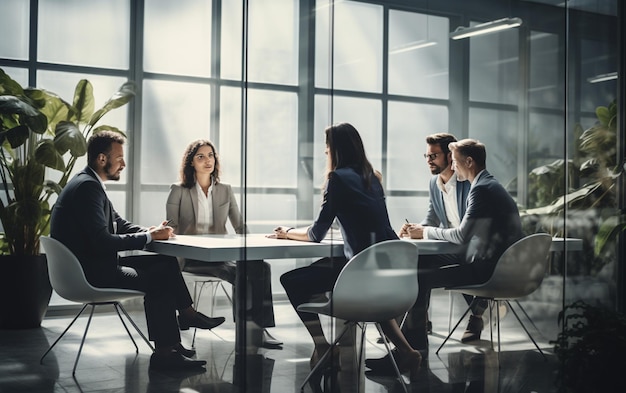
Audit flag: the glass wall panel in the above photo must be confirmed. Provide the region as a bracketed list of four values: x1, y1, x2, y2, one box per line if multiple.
[387, 101, 449, 191]
[220, 0, 243, 80]
[38, 0, 129, 69]
[315, 0, 383, 92]
[468, 108, 518, 189]
[313, 95, 382, 182]
[529, 32, 561, 109]
[219, 87, 298, 188]
[388, 11, 449, 99]
[580, 39, 618, 111]
[469, 25, 519, 104]
[140, 79, 212, 185]
[0, 0, 29, 60]
[144, 0, 212, 77]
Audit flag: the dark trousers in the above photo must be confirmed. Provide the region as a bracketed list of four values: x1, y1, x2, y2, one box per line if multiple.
[403, 254, 493, 349]
[280, 256, 348, 325]
[183, 259, 276, 328]
[114, 254, 193, 347]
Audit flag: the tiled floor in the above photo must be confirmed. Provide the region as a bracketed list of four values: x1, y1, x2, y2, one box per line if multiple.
[0, 289, 561, 393]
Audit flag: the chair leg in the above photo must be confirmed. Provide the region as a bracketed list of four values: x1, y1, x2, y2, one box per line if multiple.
[40, 304, 89, 364]
[73, 304, 97, 376]
[436, 304, 473, 354]
[506, 301, 547, 361]
[375, 323, 409, 393]
[300, 323, 352, 393]
[114, 302, 154, 352]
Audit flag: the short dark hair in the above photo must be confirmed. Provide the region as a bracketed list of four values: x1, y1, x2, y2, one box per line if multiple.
[449, 139, 487, 168]
[180, 139, 220, 188]
[87, 131, 126, 168]
[426, 133, 457, 156]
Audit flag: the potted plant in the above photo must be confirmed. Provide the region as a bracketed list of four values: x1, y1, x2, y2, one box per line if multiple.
[552, 300, 626, 392]
[0, 68, 135, 328]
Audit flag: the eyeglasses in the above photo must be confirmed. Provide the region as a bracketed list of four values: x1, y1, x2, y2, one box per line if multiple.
[194, 153, 215, 162]
[423, 153, 441, 161]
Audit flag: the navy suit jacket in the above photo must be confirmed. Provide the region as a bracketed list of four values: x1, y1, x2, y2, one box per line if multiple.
[427, 170, 523, 268]
[308, 167, 398, 260]
[421, 175, 470, 228]
[50, 167, 149, 287]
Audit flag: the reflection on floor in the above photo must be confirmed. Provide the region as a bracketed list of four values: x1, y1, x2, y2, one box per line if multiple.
[0, 289, 561, 393]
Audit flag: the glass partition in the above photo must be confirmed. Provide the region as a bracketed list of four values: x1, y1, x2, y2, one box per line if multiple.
[0, 0, 621, 391]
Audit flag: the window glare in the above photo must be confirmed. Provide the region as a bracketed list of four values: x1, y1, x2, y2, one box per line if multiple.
[144, 0, 212, 76]
[37, 0, 129, 69]
[0, 0, 29, 60]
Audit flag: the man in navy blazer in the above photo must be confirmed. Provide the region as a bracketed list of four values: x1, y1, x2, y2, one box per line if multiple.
[367, 139, 523, 371]
[50, 131, 225, 371]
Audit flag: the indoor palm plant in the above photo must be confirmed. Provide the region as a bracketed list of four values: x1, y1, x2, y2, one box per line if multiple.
[0, 68, 135, 328]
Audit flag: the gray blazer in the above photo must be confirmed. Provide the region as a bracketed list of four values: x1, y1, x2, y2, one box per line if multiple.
[421, 175, 470, 228]
[166, 182, 245, 236]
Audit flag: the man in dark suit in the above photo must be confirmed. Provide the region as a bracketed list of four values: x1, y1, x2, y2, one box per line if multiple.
[50, 131, 225, 371]
[367, 138, 523, 370]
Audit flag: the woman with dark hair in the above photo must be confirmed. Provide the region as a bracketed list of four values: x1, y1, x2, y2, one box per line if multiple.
[166, 139, 281, 348]
[269, 123, 420, 378]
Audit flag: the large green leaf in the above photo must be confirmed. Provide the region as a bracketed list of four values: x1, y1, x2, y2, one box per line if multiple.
[34, 139, 65, 171]
[53, 120, 87, 156]
[89, 81, 136, 127]
[3, 124, 30, 149]
[0, 95, 47, 134]
[73, 79, 95, 124]
[0, 69, 24, 96]
[38, 90, 73, 132]
[595, 215, 626, 256]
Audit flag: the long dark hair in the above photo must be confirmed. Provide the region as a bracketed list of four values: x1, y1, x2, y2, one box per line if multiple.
[325, 122, 375, 189]
[179, 139, 221, 188]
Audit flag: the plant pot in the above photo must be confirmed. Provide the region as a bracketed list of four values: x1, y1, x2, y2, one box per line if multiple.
[0, 254, 52, 329]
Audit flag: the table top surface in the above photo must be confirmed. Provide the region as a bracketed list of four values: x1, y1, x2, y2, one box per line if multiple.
[146, 234, 582, 262]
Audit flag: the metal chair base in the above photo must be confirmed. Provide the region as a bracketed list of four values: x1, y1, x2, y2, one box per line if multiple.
[40, 301, 153, 376]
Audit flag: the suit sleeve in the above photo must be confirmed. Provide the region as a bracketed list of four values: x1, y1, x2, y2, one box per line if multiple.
[166, 184, 183, 234]
[226, 185, 246, 234]
[426, 184, 486, 245]
[75, 180, 148, 254]
[308, 174, 338, 242]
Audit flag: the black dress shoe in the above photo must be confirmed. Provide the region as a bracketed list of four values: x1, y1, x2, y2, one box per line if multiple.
[365, 350, 397, 372]
[262, 329, 283, 349]
[174, 342, 196, 358]
[149, 352, 206, 371]
[178, 312, 225, 331]
[461, 315, 484, 343]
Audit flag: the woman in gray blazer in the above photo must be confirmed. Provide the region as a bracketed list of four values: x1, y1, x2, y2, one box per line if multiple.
[166, 139, 281, 348]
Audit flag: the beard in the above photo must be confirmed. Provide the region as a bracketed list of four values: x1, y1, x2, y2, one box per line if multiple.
[429, 156, 449, 175]
[103, 161, 121, 181]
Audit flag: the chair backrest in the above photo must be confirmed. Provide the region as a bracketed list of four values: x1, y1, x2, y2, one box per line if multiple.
[330, 239, 419, 322]
[467, 233, 552, 299]
[40, 236, 143, 304]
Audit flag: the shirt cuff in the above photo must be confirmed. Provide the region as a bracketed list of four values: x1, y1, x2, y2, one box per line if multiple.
[145, 232, 152, 244]
[422, 227, 430, 239]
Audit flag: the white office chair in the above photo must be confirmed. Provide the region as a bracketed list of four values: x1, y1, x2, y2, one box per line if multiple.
[436, 233, 553, 362]
[297, 240, 419, 393]
[184, 272, 233, 346]
[39, 236, 154, 376]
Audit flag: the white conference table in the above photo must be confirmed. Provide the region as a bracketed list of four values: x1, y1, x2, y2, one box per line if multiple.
[147, 233, 581, 262]
[146, 234, 581, 353]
